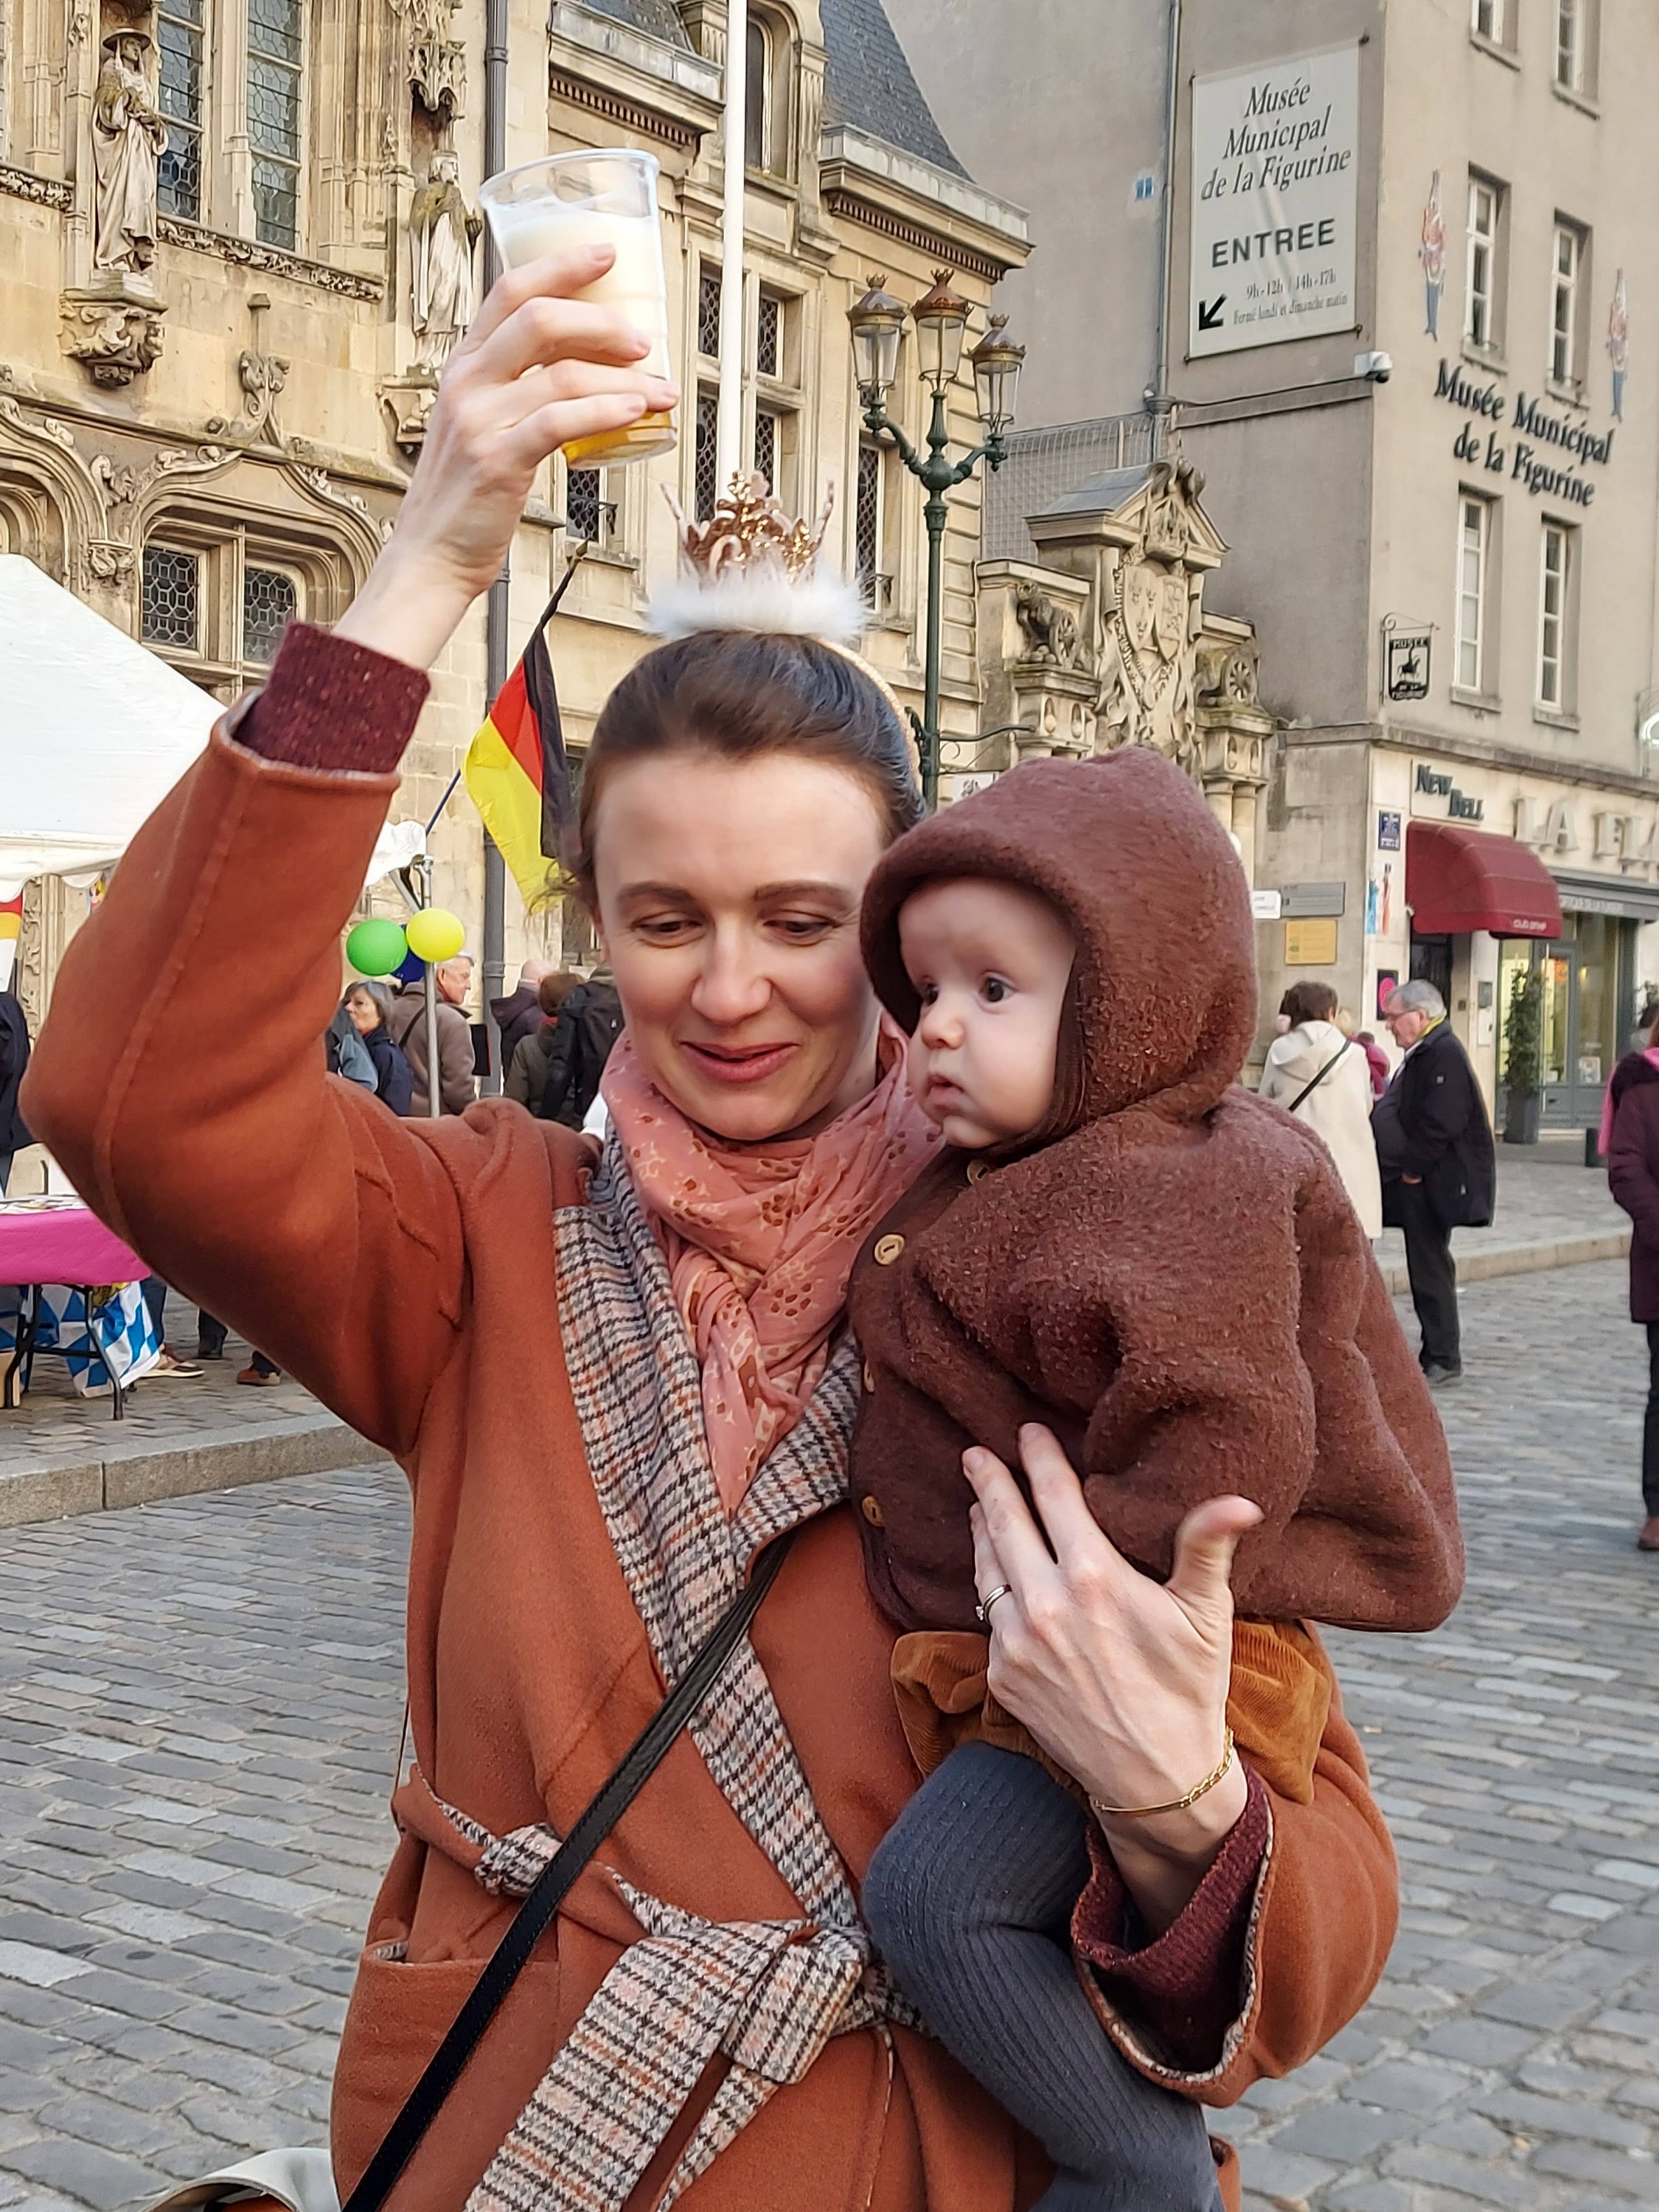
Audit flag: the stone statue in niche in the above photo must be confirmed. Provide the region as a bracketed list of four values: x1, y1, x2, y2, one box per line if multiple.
[91, 31, 168, 279]
[408, 151, 481, 372]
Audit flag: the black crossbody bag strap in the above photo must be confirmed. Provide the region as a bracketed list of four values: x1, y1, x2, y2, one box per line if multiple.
[1286, 1037, 1353, 1116]
[343, 1531, 796, 2212]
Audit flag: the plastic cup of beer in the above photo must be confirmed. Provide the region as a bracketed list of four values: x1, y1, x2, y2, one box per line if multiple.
[477, 148, 675, 468]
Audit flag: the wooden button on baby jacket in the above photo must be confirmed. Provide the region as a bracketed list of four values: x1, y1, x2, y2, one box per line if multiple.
[873, 1234, 905, 1265]
[863, 1361, 876, 1392]
[966, 1157, 990, 1183]
[860, 1494, 886, 1527]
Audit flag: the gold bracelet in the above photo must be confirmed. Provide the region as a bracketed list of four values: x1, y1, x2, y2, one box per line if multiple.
[1088, 1731, 1237, 1822]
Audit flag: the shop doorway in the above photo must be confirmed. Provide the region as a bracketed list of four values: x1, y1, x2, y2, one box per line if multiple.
[1496, 916, 1633, 1132]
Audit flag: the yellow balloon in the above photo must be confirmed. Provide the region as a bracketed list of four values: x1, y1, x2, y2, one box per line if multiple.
[406, 906, 466, 964]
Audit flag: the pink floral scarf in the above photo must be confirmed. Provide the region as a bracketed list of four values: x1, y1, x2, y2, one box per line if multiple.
[602, 1031, 937, 1512]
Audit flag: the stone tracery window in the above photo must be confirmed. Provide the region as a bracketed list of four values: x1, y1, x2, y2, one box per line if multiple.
[142, 526, 310, 695]
[156, 0, 206, 220]
[248, 0, 303, 248]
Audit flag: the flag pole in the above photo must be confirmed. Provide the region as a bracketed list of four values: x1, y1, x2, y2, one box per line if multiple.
[716, 0, 747, 488]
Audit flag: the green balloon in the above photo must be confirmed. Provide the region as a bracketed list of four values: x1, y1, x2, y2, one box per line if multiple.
[346, 918, 408, 976]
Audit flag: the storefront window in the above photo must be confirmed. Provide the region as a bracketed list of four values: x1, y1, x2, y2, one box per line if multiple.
[1574, 912, 1615, 1090]
[1540, 950, 1571, 1088]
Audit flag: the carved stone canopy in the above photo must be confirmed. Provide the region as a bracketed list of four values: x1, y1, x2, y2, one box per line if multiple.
[1026, 457, 1228, 776]
[59, 277, 166, 388]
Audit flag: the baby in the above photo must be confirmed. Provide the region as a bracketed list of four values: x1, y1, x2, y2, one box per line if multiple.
[849, 749, 1464, 2211]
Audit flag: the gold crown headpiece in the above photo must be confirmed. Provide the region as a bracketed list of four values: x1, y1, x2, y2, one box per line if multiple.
[649, 473, 913, 759]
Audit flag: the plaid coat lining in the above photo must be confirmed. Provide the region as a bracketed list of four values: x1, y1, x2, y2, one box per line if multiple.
[442, 1138, 921, 2212]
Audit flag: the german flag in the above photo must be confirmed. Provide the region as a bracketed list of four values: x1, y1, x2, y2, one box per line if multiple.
[462, 557, 581, 910]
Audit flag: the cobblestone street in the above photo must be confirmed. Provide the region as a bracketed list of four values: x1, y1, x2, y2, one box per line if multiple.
[0, 1264, 1655, 2211]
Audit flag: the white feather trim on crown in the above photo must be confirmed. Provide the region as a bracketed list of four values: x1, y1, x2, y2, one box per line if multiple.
[645, 560, 870, 645]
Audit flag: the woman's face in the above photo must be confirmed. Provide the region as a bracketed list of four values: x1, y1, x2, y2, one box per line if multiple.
[591, 749, 888, 1143]
[345, 989, 380, 1035]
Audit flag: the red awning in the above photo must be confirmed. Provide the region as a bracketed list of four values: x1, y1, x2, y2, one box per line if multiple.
[1405, 821, 1563, 938]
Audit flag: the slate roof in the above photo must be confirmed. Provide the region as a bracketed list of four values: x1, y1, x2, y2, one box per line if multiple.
[577, 0, 694, 47]
[818, 0, 966, 175]
[575, 0, 967, 177]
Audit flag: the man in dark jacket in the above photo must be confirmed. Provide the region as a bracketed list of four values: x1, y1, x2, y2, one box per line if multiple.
[538, 961, 623, 1130]
[490, 959, 552, 1069]
[1374, 980, 1495, 1386]
[1603, 1015, 1659, 1549]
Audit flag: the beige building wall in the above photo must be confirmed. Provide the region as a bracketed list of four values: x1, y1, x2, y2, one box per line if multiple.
[1, 0, 1026, 1029]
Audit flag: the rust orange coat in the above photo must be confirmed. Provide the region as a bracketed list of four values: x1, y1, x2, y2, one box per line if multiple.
[24, 717, 1401, 2212]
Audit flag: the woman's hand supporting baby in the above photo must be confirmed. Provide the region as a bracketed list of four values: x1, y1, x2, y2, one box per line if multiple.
[965, 1426, 1261, 1937]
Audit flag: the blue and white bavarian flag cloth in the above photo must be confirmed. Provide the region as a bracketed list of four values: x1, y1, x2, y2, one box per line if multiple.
[0, 1281, 161, 1394]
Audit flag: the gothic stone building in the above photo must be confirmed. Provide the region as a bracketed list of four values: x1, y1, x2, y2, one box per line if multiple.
[1, 0, 1026, 1014]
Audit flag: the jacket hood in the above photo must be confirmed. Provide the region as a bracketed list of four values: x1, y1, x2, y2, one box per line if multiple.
[1267, 1020, 1349, 1084]
[860, 749, 1257, 1132]
[490, 985, 538, 1025]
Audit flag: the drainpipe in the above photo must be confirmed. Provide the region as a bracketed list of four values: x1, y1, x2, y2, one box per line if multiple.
[1151, 0, 1182, 456]
[716, 0, 748, 485]
[480, 0, 510, 1089]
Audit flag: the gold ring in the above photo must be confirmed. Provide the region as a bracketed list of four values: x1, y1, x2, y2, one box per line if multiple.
[974, 1583, 1013, 1624]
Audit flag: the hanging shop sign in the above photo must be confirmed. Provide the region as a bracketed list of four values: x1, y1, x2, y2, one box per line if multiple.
[1431, 359, 1615, 507]
[1384, 624, 1432, 701]
[1189, 42, 1360, 358]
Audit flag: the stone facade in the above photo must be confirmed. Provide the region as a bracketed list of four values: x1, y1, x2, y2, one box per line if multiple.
[1, 0, 1026, 1009]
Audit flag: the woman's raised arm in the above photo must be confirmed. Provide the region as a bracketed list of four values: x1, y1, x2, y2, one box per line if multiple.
[22, 248, 678, 1451]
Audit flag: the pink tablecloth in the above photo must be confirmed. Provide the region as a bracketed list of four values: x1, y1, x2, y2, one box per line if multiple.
[0, 1204, 146, 1285]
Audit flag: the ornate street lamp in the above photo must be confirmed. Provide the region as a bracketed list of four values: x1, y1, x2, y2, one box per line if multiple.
[850, 270, 1025, 810]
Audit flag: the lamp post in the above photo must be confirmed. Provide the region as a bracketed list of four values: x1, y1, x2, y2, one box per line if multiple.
[848, 271, 1025, 810]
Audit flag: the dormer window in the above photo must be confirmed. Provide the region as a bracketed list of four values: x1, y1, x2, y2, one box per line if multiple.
[744, 11, 790, 177]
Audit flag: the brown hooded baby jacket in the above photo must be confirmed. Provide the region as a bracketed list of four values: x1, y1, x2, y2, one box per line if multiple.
[846, 749, 1464, 1636]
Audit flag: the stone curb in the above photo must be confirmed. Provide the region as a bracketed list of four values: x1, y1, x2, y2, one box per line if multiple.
[0, 1411, 393, 1531]
[1379, 1225, 1631, 1298]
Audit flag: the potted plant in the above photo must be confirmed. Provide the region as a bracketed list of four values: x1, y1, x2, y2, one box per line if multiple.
[1503, 964, 1543, 1144]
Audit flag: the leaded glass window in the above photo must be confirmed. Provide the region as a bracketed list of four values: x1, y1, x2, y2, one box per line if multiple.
[248, 0, 302, 248]
[697, 267, 721, 358]
[752, 408, 777, 495]
[566, 469, 602, 543]
[242, 564, 297, 664]
[855, 440, 881, 587]
[156, 0, 204, 220]
[695, 389, 719, 521]
[142, 544, 201, 650]
[757, 291, 782, 378]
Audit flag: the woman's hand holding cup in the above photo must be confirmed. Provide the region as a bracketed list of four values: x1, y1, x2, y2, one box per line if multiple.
[336, 246, 680, 673]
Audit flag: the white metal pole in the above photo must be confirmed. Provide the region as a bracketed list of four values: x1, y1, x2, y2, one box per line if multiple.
[420, 855, 442, 1119]
[716, 0, 748, 488]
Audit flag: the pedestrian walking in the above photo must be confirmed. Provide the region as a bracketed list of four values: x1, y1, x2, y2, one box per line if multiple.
[502, 969, 582, 1110]
[0, 990, 30, 1194]
[22, 255, 1402, 2212]
[535, 959, 623, 1128]
[1258, 981, 1384, 1237]
[386, 950, 476, 1115]
[1601, 1002, 1659, 1550]
[343, 980, 414, 1115]
[1373, 980, 1495, 1385]
[489, 957, 553, 1066]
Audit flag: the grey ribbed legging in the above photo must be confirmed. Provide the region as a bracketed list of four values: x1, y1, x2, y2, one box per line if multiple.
[863, 1742, 1223, 2212]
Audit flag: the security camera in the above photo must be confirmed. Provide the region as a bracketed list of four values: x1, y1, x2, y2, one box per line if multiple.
[1355, 349, 1393, 382]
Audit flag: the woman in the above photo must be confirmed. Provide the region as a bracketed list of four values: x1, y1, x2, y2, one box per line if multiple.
[24, 246, 1402, 2211]
[346, 978, 416, 1116]
[503, 968, 581, 1110]
[1603, 1000, 1659, 1551]
[1259, 981, 1383, 1239]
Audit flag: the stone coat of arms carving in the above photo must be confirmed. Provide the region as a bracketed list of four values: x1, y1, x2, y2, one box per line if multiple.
[1091, 462, 1212, 771]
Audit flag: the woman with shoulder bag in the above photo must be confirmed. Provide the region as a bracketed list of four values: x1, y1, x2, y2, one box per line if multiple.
[1259, 982, 1383, 1238]
[24, 246, 1410, 2212]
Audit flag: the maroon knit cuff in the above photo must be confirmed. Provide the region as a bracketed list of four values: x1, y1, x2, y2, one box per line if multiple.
[1072, 1767, 1270, 2076]
[232, 622, 428, 773]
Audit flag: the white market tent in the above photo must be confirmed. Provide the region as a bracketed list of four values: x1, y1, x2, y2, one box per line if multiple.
[0, 554, 425, 900]
[1, 554, 220, 897]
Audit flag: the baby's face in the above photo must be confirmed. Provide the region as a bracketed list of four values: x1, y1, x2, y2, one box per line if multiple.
[898, 876, 1075, 1150]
